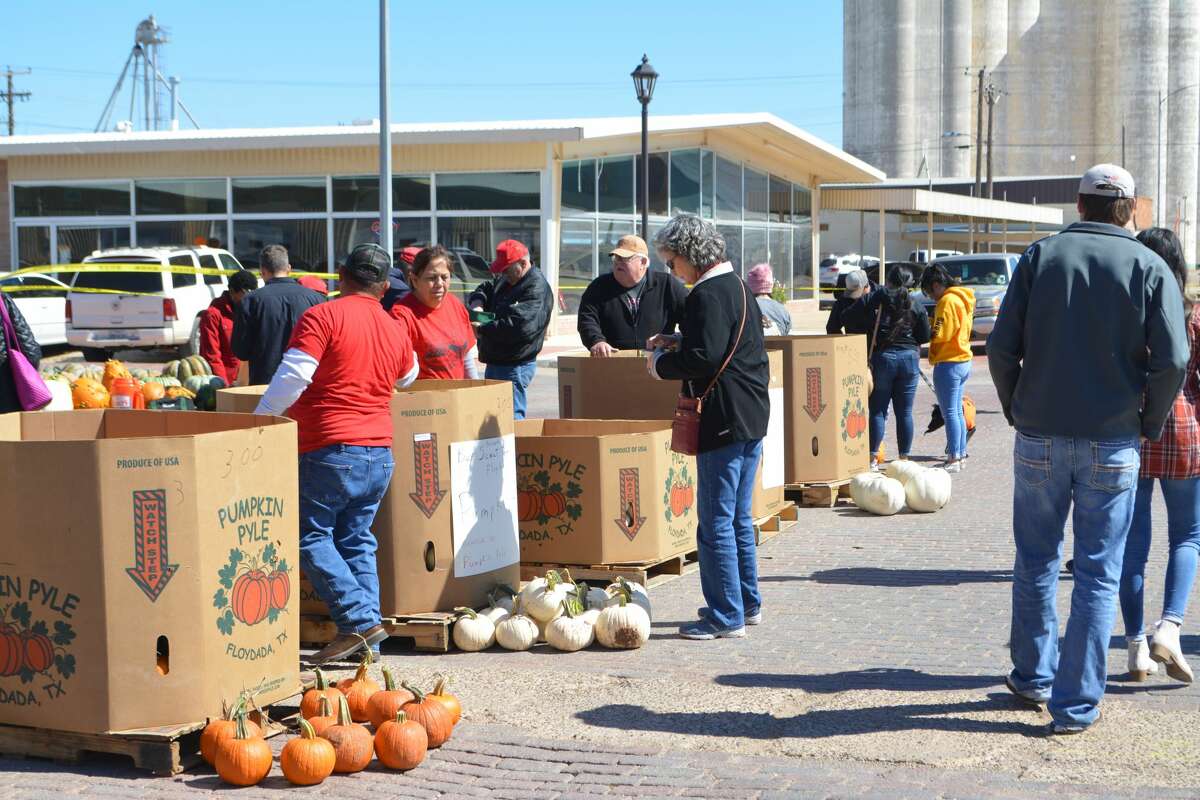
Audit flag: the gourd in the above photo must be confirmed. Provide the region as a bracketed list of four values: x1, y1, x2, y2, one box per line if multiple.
[336, 653, 381, 723]
[885, 460, 926, 486]
[595, 595, 651, 649]
[101, 359, 132, 392]
[850, 472, 906, 516]
[605, 577, 652, 620]
[71, 377, 109, 409]
[200, 696, 262, 766]
[522, 570, 571, 623]
[905, 468, 953, 513]
[429, 675, 462, 726]
[322, 694, 374, 773]
[374, 710, 428, 770]
[366, 666, 415, 729]
[453, 607, 496, 652]
[307, 695, 338, 736]
[496, 599, 539, 651]
[300, 668, 343, 720]
[141, 381, 166, 403]
[280, 718, 336, 786]
[400, 681, 454, 748]
[162, 355, 213, 381]
[214, 711, 273, 786]
[546, 596, 595, 652]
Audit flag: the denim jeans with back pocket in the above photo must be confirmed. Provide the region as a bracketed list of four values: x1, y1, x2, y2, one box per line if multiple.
[1008, 432, 1140, 728]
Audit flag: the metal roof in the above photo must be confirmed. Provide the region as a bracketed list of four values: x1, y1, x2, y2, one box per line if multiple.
[819, 186, 1063, 225]
[0, 113, 885, 183]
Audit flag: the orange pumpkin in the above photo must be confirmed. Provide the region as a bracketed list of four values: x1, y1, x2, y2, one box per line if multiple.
[268, 570, 290, 611]
[71, 377, 109, 409]
[231, 569, 271, 625]
[200, 697, 263, 766]
[366, 666, 415, 729]
[307, 695, 338, 737]
[21, 631, 53, 673]
[300, 668, 343, 720]
[336, 653, 381, 723]
[281, 718, 336, 786]
[400, 681, 454, 748]
[101, 359, 132, 393]
[540, 490, 567, 518]
[214, 711, 273, 786]
[429, 675, 462, 726]
[322, 694, 374, 774]
[374, 710, 428, 770]
[517, 487, 542, 521]
[141, 381, 166, 402]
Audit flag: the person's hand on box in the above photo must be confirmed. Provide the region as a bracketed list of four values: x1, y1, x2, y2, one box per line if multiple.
[645, 333, 681, 352]
[590, 341, 616, 358]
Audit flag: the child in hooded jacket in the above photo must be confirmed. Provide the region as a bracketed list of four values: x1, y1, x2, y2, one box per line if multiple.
[921, 263, 975, 471]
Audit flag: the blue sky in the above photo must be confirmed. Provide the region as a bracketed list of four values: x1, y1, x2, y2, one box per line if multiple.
[3, 1, 843, 145]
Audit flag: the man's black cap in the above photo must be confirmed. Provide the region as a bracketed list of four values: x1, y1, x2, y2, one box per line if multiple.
[345, 243, 391, 283]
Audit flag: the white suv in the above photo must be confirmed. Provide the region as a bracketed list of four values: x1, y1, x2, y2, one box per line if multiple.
[67, 246, 245, 361]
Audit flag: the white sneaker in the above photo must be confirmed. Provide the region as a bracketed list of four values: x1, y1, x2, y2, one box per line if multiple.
[945, 460, 964, 473]
[1150, 620, 1194, 683]
[1127, 636, 1159, 681]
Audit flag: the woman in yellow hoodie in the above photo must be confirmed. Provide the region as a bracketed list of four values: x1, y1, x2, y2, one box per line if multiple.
[920, 263, 976, 472]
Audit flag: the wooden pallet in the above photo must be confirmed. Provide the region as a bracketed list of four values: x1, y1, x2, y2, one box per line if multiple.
[753, 501, 799, 545]
[786, 478, 854, 508]
[521, 549, 700, 590]
[0, 705, 292, 776]
[299, 612, 455, 652]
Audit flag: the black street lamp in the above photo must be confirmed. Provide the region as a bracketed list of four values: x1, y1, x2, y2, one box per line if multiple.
[631, 54, 658, 242]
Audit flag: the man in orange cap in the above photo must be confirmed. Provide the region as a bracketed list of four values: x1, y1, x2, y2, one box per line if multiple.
[467, 239, 553, 419]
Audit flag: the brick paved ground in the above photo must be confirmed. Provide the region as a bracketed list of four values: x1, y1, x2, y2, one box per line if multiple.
[3, 354, 1198, 797]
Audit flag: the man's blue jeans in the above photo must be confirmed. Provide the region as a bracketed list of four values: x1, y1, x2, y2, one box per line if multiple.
[1008, 432, 1140, 728]
[299, 444, 394, 635]
[1120, 476, 1200, 638]
[869, 349, 919, 457]
[485, 361, 537, 420]
[933, 360, 972, 459]
[696, 439, 763, 630]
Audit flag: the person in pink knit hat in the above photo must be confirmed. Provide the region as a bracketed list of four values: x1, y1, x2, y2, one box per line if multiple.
[746, 263, 791, 336]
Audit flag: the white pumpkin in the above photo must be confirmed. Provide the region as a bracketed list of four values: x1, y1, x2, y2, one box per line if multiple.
[480, 599, 510, 626]
[905, 467, 953, 512]
[605, 577, 652, 620]
[850, 473, 906, 516]
[452, 607, 496, 652]
[44, 379, 73, 412]
[489, 585, 517, 613]
[885, 460, 926, 486]
[546, 602, 595, 652]
[595, 596, 651, 649]
[580, 607, 601, 626]
[522, 570, 572, 623]
[583, 583, 609, 611]
[495, 603, 539, 651]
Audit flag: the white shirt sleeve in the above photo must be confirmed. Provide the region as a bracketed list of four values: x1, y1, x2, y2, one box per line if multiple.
[254, 348, 319, 415]
[463, 345, 481, 379]
[395, 351, 420, 389]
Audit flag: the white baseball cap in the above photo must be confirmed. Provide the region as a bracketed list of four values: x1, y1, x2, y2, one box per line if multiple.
[1079, 163, 1136, 198]
[844, 270, 869, 290]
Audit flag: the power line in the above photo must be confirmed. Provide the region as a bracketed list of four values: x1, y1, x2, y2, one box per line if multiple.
[2, 66, 32, 136]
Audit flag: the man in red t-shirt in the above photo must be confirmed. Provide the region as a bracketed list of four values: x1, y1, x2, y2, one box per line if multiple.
[199, 270, 258, 383]
[255, 243, 418, 664]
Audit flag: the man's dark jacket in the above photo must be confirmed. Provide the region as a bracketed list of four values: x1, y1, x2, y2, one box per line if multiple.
[232, 277, 326, 385]
[987, 221, 1189, 441]
[382, 267, 411, 312]
[468, 267, 554, 366]
[576, 270, 688, 351]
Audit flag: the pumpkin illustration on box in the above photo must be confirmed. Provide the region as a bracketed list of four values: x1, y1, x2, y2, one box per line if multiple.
[0, 599, 77, 692]
[521, 470, 583, 527]
[662, 464, 695, 522]
[213, 543, 291, 634]
[841, 397, 867, 442]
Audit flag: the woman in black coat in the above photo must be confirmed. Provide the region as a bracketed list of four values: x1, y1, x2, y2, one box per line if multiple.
[0, 293, 43, 413]
[647, 215, 770, 641]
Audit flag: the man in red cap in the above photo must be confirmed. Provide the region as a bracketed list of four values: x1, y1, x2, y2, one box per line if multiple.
[468, 239, 553, 419]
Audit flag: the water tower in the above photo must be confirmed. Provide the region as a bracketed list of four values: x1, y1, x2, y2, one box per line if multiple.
[95, 15, 199, 132]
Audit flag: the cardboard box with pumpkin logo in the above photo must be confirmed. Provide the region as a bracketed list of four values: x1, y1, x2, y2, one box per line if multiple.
[218, 380, 522, 617]
[0, 409, 300, 734]
[515, 419, 697, 566]
[764, 334, 871, 484]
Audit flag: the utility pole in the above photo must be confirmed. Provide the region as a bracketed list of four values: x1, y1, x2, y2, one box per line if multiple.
[985, 82, 1000, 200]
[974, 68, 985, 199]
[2, 67, 32, 136]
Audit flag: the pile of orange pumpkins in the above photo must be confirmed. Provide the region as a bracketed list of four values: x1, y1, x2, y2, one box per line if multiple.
[60, 359, 196, 409]
[201, 657, 461, 787]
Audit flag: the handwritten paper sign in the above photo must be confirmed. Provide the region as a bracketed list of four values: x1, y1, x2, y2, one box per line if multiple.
[763, 387, 785, 489]
[449, 434, 520, 577]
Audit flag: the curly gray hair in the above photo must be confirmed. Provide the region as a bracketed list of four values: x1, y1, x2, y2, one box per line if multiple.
[653, 215, 726, 270]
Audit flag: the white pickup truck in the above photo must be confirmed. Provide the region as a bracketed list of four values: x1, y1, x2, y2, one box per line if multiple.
[67, 246, 245, 361]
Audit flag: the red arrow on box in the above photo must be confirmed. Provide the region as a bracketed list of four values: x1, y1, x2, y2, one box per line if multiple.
[804, 367, 827, 422]
[127, 489, 178, 602]
[614, 468, 646, 541]
[409, 434, 446, 519]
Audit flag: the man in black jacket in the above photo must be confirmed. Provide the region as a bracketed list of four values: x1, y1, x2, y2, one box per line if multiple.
[577, 234, 687, 356]
[468, 239, 553, 419]
[232, 244, 326, 384]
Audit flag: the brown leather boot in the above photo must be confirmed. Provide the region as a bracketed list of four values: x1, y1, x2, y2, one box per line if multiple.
[305, 624, 388, 666]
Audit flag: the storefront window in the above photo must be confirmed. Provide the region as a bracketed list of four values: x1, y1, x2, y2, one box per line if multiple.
[670, 149, 701, 215]
[135, 179, 226, 215]
[57, 225, 131, 263]
[635, 152, 669, 218]
[14, 182, 130, 217]
[332, 217, 429, 268]
[792, 184, 812, 224]
[137, 220, 228, 249]
[16, 226, 50, 267]
[332, 176, 379, 213]
[717, 224, 742, 275]
[743, 227, 769, 275]
[233, 219, 328, 271]
[562, 160, 595, 215]
[769, 228, 791, 298]
[394, 176, 432, 212]
[436, 216, 541, 292]
[792, 218, 814, 299]
[715, 156, 742, 221]
[769, 176, 791, 223]
[701, 151, 715, 218]
[232, 178, 326, 214]
[435, 172, 538, 211]
[558, 219, 595, 315]
[597, 157, 634, 214]
[744, 168, 769, 222]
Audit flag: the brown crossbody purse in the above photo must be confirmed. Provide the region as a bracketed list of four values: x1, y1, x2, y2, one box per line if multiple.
[670, 278, 748, 456]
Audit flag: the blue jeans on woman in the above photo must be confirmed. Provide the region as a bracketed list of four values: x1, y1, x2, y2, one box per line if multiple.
[299, 444, 395, 636]
[1008, 433, 1140, 729]
[869, 349, 919, 457]
[1119, 477, 1200, 638]
[933, 360, 972, 459]
[695, 439, 763, 631]
[485, 361, 537, 420]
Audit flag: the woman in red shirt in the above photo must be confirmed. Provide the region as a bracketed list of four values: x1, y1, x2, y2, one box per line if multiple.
[390, 245, 480, 380]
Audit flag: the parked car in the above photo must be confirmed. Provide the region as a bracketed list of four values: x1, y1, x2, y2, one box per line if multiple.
[912, 253, 1020, 339]
[908, 248, 963, 264]
[67, 246, 244, 361]
[0, 271, 71, 346]
[819, 254, 877, 290]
